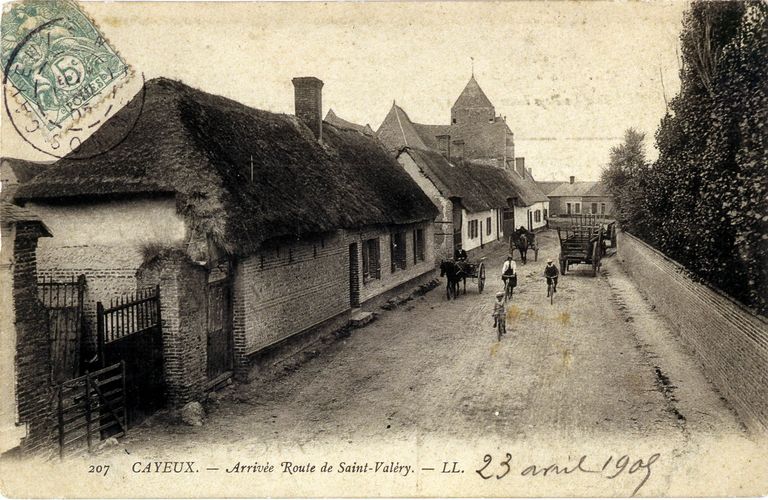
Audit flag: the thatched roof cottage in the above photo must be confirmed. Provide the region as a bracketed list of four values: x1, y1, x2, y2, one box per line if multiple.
[15, 77, 438, 405]
[396, 147, 520, 260]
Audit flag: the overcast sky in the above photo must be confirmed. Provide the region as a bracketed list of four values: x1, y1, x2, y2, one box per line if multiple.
[2, 1, 688, 181]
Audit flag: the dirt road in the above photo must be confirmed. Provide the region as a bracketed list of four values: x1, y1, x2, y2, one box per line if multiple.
[96, 230, 760, 495]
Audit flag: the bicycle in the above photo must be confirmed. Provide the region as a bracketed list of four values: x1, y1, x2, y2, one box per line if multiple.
[547, 280, 556, 305]
[502, 274, 516, 301]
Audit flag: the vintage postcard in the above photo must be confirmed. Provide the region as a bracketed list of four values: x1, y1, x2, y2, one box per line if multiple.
[0, 0, 766, 498]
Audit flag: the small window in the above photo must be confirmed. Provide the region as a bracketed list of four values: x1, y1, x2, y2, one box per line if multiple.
[362, 238, 380, 283]
[468, 220, 479, 239]
[452, 118, 457, 124]
[575, 203, 581, 214]
[601, 203, 606, 215]
[544, 208, 548, 219]
[413, 228, 425, 263]
[534, 210, 541, 223]
[591, 203, 598, 214]
[486, 217, 492, 236]
[566, 203, 572, 215]
[390, 232, 407, 272]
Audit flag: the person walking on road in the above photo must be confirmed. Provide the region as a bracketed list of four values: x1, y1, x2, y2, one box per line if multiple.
[492, 291, 507, 338]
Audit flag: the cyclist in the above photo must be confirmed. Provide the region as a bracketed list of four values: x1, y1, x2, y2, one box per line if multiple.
[544, 258, 559, 297]
[501, 254, 517, 297]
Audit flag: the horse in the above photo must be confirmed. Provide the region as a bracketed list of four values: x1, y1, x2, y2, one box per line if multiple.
[440, 260, 467, 300]
[510, 232, 529, 265]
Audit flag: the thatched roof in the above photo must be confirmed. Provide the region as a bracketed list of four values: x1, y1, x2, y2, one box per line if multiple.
[399, 147, 521, 213]
[324, 109, 374, 136]
[507, 167, 550, 206]
[15, 78, 438, 255]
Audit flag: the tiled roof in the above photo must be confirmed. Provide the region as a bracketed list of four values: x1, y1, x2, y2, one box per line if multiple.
[548, 181, 609, 197]
[0, 201, 51, 235]
[537, 181, 565, 195]
[452, 76, 494, 111]
[376, 103, 428, 151]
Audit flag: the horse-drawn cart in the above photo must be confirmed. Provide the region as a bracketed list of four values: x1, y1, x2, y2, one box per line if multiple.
[440, 258, 486, 299]
[510, 230, 538, 263]
[557, 224, 604, 277]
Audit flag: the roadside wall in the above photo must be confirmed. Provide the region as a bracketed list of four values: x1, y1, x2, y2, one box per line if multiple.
[618, 231, 768, 433]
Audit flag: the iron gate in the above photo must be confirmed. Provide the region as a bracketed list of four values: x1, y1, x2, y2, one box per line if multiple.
[38, 274, 86, 383]
[97, 286, 165, 425]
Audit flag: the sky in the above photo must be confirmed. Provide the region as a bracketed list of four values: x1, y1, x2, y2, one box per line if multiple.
[1, 1, 689, 181]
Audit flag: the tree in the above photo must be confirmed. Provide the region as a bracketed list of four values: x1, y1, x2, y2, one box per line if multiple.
[601, 128, 650, 237]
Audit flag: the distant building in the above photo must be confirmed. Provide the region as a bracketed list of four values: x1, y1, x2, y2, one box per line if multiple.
[545, 176, 615, 217]
[377, 75, 549, 234]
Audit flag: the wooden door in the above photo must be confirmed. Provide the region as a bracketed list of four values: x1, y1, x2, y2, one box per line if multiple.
[207, 279, 233, 380]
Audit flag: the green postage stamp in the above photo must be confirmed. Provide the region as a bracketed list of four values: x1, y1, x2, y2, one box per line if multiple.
[1, 0, 132, 143]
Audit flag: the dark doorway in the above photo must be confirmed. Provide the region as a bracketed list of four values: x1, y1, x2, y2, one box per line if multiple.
[207, 277, 234, 381]
[349, 243, 360, 308]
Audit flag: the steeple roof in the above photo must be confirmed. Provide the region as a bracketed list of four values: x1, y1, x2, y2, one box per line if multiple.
[452, 75, 494, 111]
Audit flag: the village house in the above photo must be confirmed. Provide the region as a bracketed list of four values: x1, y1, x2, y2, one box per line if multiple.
[396, 147, 521, 261]
[14, 76, 438, 409]
[376, 76, 549, 236]
[545, 176, 615, 218]
[0, 202, 53, 456]
[324, 109, 375, 136]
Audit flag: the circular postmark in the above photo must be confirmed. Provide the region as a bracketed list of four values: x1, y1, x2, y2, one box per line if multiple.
[2, 11, 145, 160]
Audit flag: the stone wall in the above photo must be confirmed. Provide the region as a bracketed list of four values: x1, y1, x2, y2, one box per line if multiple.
[618, 231, 768, 433]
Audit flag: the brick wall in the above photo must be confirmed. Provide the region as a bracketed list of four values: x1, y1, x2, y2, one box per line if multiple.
[29, 197, 187, 345]
[232, 223, 435, 379]
[11, 223, 54, 455]
[619, 231, 768, 433]
[137, 253, 207, 406]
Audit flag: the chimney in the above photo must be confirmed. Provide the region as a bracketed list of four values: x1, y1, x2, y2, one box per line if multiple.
[292, 77, 324, 141]
[436, 134, 451, 159]
[515, 157, 526, 178]
[570, 175, 575, 184]
[527, 167, 532, 178]
[452, 139, 465, 160]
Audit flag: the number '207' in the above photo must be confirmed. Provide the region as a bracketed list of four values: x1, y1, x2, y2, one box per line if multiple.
[88, 464, 110, 476]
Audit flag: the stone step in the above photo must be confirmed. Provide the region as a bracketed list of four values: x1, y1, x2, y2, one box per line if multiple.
[349, 309, 375, 328]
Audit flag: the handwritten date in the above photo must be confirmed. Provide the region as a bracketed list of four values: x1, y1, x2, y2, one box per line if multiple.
[476, 453, 660, 496]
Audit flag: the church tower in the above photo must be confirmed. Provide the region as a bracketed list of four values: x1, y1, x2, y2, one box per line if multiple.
[450, 75, 495, 126]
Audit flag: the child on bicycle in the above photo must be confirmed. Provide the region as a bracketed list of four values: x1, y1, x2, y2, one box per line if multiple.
[544, 258, 559, 297]
[492, 291, 507, 335]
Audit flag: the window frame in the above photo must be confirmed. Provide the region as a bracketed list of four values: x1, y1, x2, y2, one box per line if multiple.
[362, 238, 381, 283]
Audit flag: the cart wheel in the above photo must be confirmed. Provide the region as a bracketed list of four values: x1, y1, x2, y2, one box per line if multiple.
[478, 263, 486, 293]
[592, 242, 600, 277]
